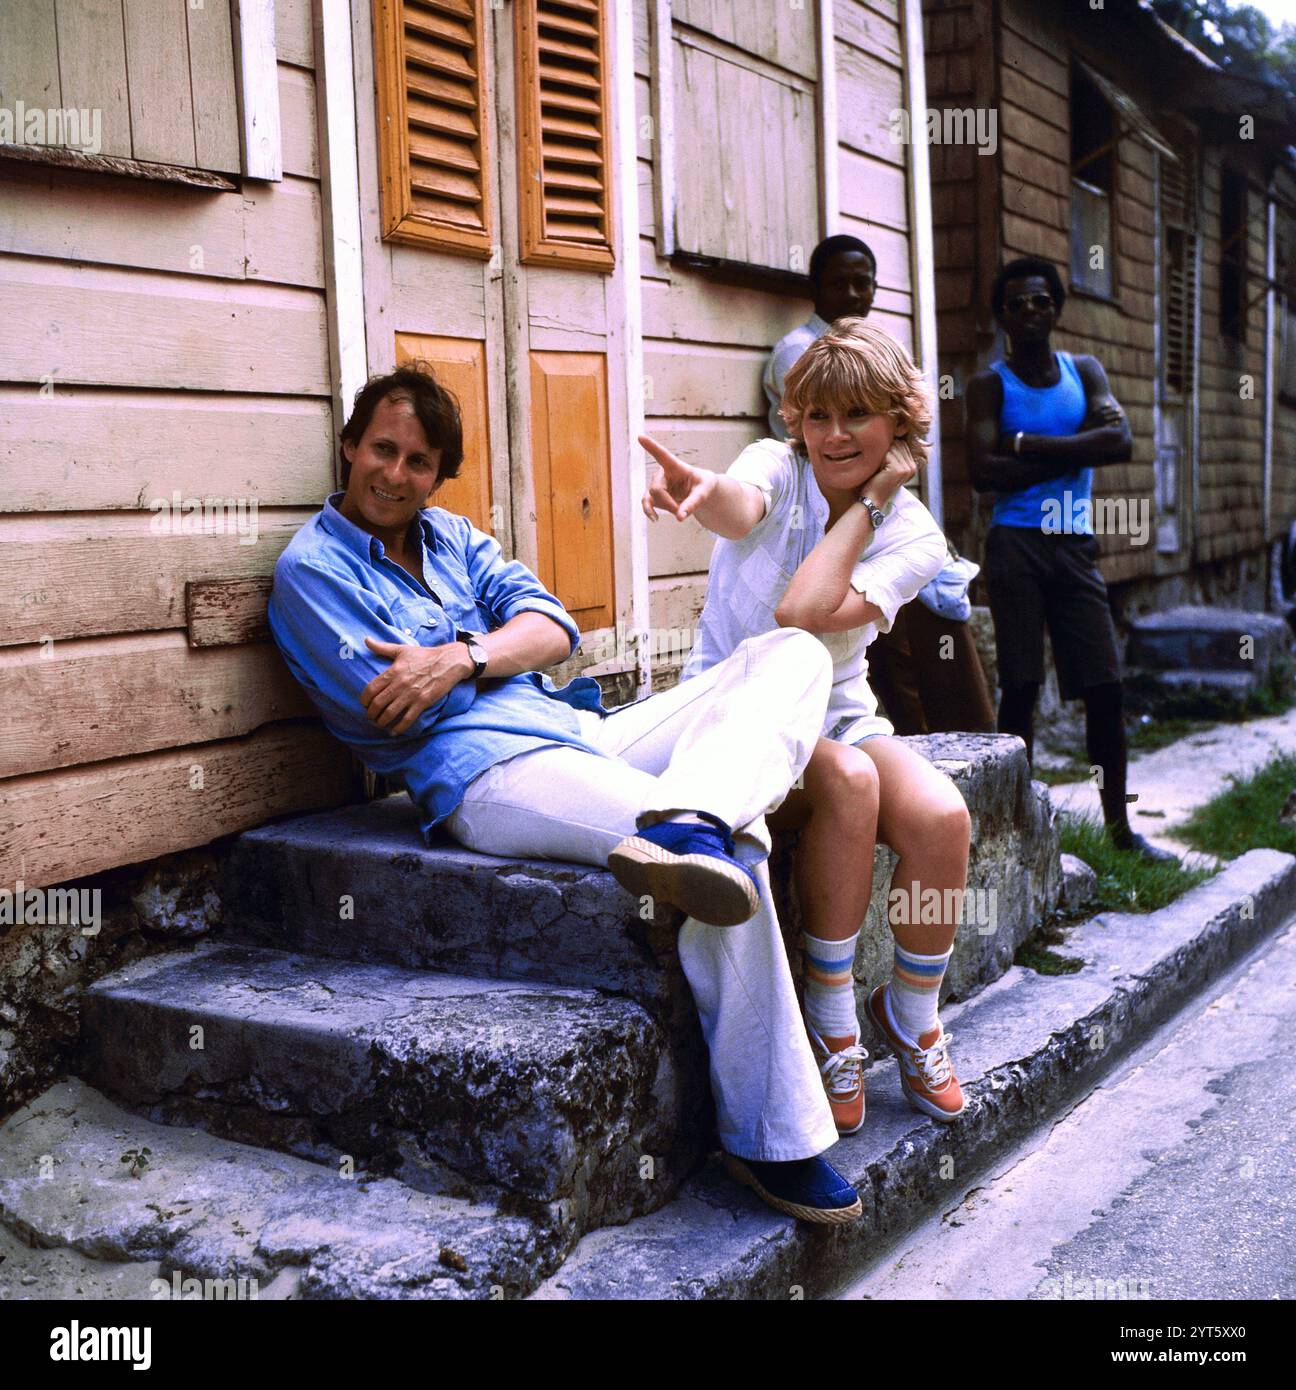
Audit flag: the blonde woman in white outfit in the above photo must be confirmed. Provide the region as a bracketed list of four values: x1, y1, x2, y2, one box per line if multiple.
[641, 321, 973, 1144]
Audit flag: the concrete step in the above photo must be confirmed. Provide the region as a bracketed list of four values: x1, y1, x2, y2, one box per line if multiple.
[74, 942, 705, 1236]
[0, 1078, 561, 1299]
[530, 849, 1296, 1299]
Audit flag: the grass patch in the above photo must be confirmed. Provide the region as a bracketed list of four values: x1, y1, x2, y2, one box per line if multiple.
[1057, 812, 1212, 913]
[1177, 754, 1296, 860]
[1013, 916, 1085, 975]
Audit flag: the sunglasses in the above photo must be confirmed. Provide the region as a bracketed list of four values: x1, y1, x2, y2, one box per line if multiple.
[1005, 293, 1056, 313]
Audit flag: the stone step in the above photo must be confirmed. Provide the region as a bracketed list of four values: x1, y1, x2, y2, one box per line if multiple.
[74, 942, 706, 1238]
[221, 734, 1059, 1026]
[1127, 605, 1289, 674]
[0, 1078, 560, 1300]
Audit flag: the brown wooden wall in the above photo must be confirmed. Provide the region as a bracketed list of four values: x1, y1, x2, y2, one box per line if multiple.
[0, 0, 355, 891]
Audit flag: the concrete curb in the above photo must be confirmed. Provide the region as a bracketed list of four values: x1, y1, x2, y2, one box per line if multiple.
[530, 849, 1296, 1300]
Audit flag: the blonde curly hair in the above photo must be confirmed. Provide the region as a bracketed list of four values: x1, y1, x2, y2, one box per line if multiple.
[780, 318, 934, 467]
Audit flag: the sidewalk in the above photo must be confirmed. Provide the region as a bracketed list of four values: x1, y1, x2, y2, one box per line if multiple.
[1047, 706, 1296, 858]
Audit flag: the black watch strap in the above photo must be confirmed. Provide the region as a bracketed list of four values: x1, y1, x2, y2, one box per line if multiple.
[456, 629, 488, 678]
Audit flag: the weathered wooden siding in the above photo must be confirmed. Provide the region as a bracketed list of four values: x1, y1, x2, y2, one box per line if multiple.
[640, 0, 920, 659]
[0, 0, 353, 891]
[1272, 164, 1296, 542]
[1196, 147, 1269, 568]
[922, 0, 989, 547]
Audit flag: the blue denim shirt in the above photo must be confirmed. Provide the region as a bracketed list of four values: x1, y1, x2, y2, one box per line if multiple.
[267, 492, 610, 840]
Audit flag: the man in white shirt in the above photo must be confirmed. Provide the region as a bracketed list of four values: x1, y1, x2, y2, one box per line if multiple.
[763, 236, 877, 439]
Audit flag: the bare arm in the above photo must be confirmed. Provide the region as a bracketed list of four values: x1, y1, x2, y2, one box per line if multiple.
[774, 442, 913, 633]
[639, 434, 766, 540]
[965, 370, 1083, 495]
[1009, 356, 1133, 465]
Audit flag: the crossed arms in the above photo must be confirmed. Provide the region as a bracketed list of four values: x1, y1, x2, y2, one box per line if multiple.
[964, 354, 1132, 495]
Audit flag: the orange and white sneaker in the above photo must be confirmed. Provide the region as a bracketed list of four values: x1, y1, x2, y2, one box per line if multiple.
[806, 1022, 868, 1135]
[864, 984, 966, 1122]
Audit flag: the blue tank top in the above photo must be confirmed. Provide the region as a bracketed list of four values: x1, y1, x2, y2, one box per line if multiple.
[989, 350, 1093, 533]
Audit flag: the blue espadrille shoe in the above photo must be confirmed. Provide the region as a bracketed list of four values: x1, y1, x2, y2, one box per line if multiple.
[607, 816, 760, 927]
[722, 1153, 863, 1225]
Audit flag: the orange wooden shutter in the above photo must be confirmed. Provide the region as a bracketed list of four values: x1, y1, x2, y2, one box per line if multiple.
[529, 352, 615, 629]
[373, 0, 493, 256]
[515, 0, 615, 271]
[394, 334, 494, 533]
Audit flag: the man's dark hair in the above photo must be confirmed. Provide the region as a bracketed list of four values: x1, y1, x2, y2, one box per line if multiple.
[991, 256, 1067, 317]
[339, 362, 464, 487]
[808, 234, 876, 286]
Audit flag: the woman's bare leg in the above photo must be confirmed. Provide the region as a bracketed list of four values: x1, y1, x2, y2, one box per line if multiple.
[768, 737, 880, 943]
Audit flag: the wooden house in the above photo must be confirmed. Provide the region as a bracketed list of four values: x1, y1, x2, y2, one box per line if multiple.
[922, 0, 1296, 618]
[1, 0, 942, 892]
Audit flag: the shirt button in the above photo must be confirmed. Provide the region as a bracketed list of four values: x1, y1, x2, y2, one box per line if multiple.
[404, 627, 413, 635]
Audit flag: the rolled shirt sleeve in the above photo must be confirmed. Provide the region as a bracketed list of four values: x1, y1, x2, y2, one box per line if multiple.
[848, 492, 949, 634]
[725, 438, 796, 528]
[459, 516, 581, 656]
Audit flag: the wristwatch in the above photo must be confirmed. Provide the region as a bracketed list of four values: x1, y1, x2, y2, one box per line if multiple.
[455, 629, 489, 679]
[857, 494, 886, 530]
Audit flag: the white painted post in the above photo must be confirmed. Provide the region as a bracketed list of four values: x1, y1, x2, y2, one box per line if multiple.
[612, 0, 650, 693]
[816, 0, 837, 240]
[900, 0, 942, 528]
[313, 0, 369, 465]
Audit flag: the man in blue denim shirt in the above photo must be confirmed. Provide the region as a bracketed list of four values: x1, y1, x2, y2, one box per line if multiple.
[267, 362, 864, 1223]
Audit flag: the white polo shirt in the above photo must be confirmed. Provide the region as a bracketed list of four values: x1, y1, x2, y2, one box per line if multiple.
[681, 438, 948, 745]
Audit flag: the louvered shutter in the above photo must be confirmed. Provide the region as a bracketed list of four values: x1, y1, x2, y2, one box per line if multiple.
[374, 0, 493, 256]
[515, 0, 615, 270]
[1160, 158, 1197, 398]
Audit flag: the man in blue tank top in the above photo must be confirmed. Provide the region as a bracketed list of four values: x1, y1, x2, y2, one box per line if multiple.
[965, 256, 1174, 861]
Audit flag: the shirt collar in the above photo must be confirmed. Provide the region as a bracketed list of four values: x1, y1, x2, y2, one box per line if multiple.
[320, 491, 435, 563]
[807, 312, 832, 337]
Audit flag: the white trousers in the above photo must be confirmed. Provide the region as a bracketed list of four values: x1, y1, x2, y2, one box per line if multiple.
[444, 627, 840, 1160]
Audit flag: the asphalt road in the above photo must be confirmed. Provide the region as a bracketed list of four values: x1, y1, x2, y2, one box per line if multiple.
[839, 913, 1296, 1301]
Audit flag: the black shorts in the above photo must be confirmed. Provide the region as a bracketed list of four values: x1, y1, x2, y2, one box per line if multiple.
[984, 526, 1122, 700]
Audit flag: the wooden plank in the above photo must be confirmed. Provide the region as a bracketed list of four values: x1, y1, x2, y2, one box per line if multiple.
[276, 0, 315, 68]
[643, 274, 810, 346]
[187, 576, 274, 646]
[0, 163, 324, 288]
[232, 0, 283, 180]
[188, 0, 243, 174]
[123, 0, 197, 166]
[1001, 65, 1066, 134]
[279, 64, 319, 177]
[834, 2, 902, 66]
[387, 245, 488, 338]
[54, 0, 132, 158]
[633, 0, 651, 76]
[998, 135, 1068, 199]
[0, 511, 316, 646]
[0, 387, 333, 512]
[835, 41, 905, 165]
[643, 343, 767, 417]
[0, 140, 236, 188]
[0, 633, 313, 777]
[394, 333, 494, 534]
[527, 268, 609, 348]
[838, 146, 908, 231]
[529, 352, 616, 630]
[1000, 24, 1066, 98]
[675, 0, 817, 81]
[0, 0, 60, 113]
[672, 43, 726, 260]
[0, 723, 357, 891]
[0, 258, 330, 394]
